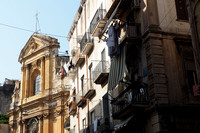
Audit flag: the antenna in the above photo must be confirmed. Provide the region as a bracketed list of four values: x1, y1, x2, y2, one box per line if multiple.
[35, 11, 41, 33]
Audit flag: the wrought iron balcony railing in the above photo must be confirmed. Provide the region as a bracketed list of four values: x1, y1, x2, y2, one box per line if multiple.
[93, 61, 109, 85]
[76, 90, 86, 107]
[73, 49, 85, 67]
[80, 32, 93, 55]
[112, 83, 148, 119]
[82, 79, 96, 99]
[90, 9, 107, 37]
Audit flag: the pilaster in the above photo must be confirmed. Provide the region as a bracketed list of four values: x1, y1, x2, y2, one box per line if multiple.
[25, 65, 30, 98]
[145, 33, 169, 105]
[37, 115, 43, 133]
[40, 57, 45, 92]
[45, 54, 50, 90]
[43, 113, 50, 133]
[20, 63, 25, 101]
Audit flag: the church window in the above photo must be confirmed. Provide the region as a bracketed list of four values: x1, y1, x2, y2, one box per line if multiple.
[34, 75, 40, 95]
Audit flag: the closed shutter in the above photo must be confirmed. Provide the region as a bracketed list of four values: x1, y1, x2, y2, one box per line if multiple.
[175, 0, 188, 21]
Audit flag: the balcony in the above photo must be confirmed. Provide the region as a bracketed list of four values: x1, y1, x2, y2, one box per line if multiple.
[76, 90, 86, 108]
[80, 32, 93, 55]
[90, 9, 107, 37]
[119, 23, 141, 45]
[93, 61, 109, 85]
[69, 101, 77, 115]
[74, 49, 85, 67]
[82, 79, 96, 99]
[112, 83, 148, 119]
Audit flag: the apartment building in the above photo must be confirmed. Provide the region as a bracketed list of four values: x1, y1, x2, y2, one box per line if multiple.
[67, 0, 113, 133]
[103, 0, 200, 133]
[8, 33, 71, 133]
[67, 0, 200, 133]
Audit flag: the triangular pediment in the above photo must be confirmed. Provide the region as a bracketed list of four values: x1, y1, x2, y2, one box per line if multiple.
[18, 33, 59, 63]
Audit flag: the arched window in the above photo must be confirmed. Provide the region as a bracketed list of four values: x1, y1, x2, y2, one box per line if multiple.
[34, 75, 40, 95]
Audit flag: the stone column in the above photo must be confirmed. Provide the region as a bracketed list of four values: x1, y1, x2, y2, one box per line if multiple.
[25, 65, 30, 98]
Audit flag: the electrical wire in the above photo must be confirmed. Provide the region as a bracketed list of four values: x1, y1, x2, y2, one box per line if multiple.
[0, 22, 67, 39]
[0, 22, 102, 42]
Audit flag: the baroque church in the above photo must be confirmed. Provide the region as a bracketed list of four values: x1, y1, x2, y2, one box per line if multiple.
[8, 33, 70, 133]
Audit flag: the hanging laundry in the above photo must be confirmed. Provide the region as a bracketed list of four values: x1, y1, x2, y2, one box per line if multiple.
[106, 21, 120, 58]
[63, 62, 70, 74]
[61, 67, 66, 79]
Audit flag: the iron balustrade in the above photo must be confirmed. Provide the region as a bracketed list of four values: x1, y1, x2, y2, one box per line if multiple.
[80, 32, 93, 52]
[90, 9, 107, 34]
[76, 90, 83, 103]
[73, 48, 85, 66]
[82, 79, 95, 98]
[92, 61, 109, 82]
[112, 83, 148, 117]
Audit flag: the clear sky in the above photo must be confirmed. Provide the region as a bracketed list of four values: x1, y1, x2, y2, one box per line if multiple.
[0, 0, 80, 84]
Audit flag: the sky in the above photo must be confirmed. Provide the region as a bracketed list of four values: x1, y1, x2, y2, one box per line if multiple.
[0, 0, 80, 84]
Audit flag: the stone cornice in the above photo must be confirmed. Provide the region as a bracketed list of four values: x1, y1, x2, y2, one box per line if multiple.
[142, 25, 191, 44]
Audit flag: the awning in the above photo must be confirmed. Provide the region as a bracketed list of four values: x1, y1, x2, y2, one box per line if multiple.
[108, 45, 127, 90]
[114, 116, 133, 130]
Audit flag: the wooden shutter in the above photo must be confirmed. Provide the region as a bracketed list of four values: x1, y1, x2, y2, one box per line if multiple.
[175, 0, 188, 21]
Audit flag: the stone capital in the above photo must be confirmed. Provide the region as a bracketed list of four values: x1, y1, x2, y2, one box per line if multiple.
[37, 115, 43, 120]
[43, 113, 49, 119]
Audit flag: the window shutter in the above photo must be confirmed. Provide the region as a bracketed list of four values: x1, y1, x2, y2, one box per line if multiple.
[175, 0, 188, 21]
